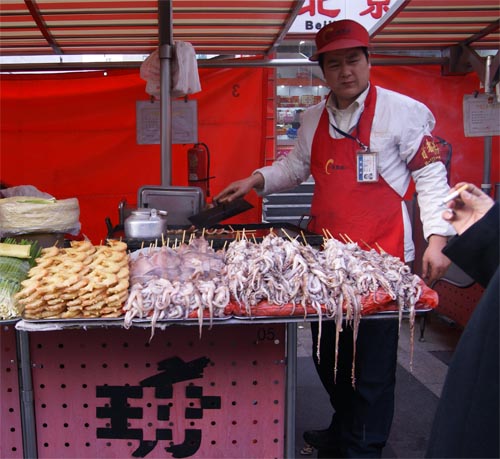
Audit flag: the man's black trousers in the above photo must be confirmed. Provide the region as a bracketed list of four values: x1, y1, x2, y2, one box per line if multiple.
[310, 318, 399, 458]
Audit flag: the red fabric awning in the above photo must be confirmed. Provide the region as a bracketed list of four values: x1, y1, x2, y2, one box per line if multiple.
[371, 0, 499, 52]
[0, 0, 303, 57]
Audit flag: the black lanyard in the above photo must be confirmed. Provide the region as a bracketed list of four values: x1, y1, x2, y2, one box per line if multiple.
[329, 121, 369, 152]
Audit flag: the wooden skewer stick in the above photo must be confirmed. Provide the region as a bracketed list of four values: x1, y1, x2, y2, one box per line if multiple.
[338, 233, 348, 244]
[300, 230, 308, 245]
[343, 233, 354, 243]
[281, 228, 295, 242]
[360, 239, 373, 250]
[325, 229, 334, 239]
[375, 242, 386, 254]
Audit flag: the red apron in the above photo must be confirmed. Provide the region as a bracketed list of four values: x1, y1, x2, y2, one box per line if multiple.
[308, 86, 405, 260]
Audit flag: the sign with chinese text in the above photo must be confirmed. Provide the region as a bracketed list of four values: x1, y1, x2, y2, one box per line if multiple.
[463, 93, 500, 137]
[289, 0, 396, 34]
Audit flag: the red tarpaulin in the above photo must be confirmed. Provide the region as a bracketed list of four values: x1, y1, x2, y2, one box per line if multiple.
[1, 65, 498, 243]
[1, 67, 269, 241]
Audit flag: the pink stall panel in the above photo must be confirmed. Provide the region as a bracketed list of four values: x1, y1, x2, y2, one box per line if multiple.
[28, 323, 287, 458]
[433, 282, 485, 328]
[1, 323, 24, 459]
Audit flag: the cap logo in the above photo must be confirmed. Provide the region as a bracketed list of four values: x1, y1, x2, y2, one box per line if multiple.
[321, 25, 353, 45]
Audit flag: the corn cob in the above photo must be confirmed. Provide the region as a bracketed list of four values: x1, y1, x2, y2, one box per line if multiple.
[0, 242, 31, 258]
[0, 238, 41, 319]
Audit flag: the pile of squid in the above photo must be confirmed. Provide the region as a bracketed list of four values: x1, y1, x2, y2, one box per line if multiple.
[125, 232, 426, 347]
[225, 234, 421, 317]
[123, 237, 230, 338]
[224, 233, 424, 381]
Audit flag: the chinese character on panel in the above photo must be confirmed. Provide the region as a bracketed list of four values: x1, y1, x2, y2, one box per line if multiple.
[96, 356, 221, 458]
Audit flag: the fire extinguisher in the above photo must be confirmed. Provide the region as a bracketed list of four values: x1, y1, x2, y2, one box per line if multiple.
[187, 142, 212, 197]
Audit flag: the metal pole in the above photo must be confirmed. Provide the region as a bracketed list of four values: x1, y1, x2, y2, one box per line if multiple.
[158, 0, 173, 186]
[482, 136, 493, 195]
[16, 330, 37, 458]
[482, 56, 493, 196]
[285, 323, 297, 458]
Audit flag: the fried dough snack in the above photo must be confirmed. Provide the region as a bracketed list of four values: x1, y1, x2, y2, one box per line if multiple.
[15, 239, 129, 319]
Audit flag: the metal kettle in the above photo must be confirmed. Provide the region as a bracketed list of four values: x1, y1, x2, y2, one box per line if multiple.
[124, 208, 168, 239]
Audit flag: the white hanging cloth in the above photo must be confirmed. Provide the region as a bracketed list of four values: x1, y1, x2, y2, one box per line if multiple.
[140, 41, 202, 99]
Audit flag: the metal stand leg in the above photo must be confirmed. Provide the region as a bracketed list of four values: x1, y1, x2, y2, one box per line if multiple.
[285, 322, 297, 458]
[16, 330, 37, 459]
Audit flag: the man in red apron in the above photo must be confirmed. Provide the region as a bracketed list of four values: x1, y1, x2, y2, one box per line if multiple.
[215, 20, 454, 458]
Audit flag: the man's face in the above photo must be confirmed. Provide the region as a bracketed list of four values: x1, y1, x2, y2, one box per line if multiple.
[321, 47, 370, 109]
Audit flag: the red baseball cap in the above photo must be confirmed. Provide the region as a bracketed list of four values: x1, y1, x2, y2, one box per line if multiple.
[309, 20, 370, 61]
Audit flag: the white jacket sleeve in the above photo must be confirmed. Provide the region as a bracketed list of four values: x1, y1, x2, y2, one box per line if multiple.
[255, 102, 324, 196]
[374, 87, 456, 241]
[412, 162, 456, 240]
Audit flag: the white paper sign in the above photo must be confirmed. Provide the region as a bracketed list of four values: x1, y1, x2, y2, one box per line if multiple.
[136, 100, 198, 145]
[463, 93, 500, 137]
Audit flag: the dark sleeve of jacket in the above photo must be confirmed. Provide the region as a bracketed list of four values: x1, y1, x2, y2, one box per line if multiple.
[442, 202, 499, 288]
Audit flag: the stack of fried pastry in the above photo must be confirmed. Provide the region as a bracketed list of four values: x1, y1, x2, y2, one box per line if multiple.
[15, 240, 129, 319]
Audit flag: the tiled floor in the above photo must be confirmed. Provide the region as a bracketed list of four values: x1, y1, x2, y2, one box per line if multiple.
[294, 311, 463, 458]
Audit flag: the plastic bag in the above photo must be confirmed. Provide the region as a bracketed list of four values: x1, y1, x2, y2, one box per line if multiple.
[228, 280, 438, 317]
[0, 196, 81, 237]
[140, 42, 201, 99]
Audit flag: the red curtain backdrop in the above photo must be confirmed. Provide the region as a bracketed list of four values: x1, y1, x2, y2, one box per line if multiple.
[0, 68, 269, 242]
[1, 65, 498, 243]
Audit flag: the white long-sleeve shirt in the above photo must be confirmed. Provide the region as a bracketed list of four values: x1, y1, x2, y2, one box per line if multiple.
[256, 85, 455, 261]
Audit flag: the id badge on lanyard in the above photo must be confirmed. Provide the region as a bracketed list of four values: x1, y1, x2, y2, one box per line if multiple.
[356, 149, 379, 182]
[328, 110, 379, 183]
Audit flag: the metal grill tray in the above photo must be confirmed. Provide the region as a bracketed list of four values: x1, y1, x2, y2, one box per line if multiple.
[0, 318, 21, 324]
[18, 309, 430, 330]
[20, 316, 231, 324]
[132, 316, 231, 323]
[232, 310, 430, 321]
[122, 222, 323, 251]
[22, 317, 124, 323]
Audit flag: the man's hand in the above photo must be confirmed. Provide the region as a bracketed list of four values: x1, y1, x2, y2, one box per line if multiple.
[213, 173, 264, 204]
[421, 234, 451, 285]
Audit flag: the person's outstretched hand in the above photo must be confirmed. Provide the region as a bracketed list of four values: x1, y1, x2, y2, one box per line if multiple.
[213, 173, 264, 204]
[442, 182, 495, 235]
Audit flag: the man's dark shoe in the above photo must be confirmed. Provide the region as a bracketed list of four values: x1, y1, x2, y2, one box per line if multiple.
[317, 446, 342, 459]
[303, 429, 336, 450]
